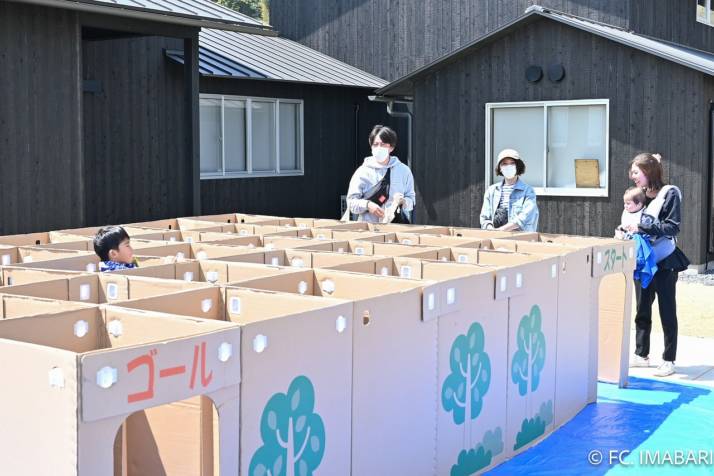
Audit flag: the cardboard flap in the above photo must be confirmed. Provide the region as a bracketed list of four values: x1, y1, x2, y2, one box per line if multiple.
[494, 258, 558, 300]
[348, 240, 375, 256]
[198, 261, 229, 284]
[421, 282, 441, 322]
[99, 274, 130, 303]
[592, 243, 627, 277]
[80, 327, 241, 422]
[117, 287, 224, 321]
[68, 275, 101, 303]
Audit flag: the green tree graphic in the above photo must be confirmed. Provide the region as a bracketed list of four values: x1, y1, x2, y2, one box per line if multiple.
[514, 400, 553, 450]
[249, 376, 325, 476]
[442, 322, 491, 425]
[511, 305, 546, 396]
[450, 427, 504, 476]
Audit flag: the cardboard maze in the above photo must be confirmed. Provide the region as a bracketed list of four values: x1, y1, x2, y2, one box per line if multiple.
[0, 216, 634, 475]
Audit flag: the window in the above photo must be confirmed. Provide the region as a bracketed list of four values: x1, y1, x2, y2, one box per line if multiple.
[696, 0, 714, 26]
[200, 94, 304, 178]
[486, 100, 609, 197]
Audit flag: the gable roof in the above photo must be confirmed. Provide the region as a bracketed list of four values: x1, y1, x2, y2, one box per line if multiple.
[167, 28, 388, 89]
[377, 5, 714, 97]
[13, 0, 273, 34]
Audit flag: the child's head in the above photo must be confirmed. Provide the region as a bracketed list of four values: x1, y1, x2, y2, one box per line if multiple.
[623, 187, 645, 213]
[94, 226, 133, 263]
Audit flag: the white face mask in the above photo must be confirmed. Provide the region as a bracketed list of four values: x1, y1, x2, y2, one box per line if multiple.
[372, 146, 390, 163]
[501, 164, 517, 179]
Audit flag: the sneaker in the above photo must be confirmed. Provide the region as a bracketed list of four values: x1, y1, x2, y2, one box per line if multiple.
[630, 354, 650, 368]
[654, 361, 675, 377]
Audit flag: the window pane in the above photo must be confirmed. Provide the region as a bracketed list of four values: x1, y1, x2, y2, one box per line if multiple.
[200, 98, 222, 174]
[492, 107, 545, 186]
[698, 0, 707, 21]
[279, 102, 300, 171]
[251, 101, 276, 172]
[224, 99, 246, 172]
[546, 104, 607, 189]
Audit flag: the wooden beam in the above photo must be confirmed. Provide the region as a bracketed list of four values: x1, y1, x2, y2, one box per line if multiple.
[185, 34, 201, 215]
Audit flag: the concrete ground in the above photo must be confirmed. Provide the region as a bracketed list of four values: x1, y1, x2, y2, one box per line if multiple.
[627, 278, 714, 386]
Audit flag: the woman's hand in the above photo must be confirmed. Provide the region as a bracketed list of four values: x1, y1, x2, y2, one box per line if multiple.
[367, 201, 385, 218]
[393, 192, 405, 205]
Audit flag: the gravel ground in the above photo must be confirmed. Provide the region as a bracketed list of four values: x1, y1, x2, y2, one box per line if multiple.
[678, 268, 714, 285]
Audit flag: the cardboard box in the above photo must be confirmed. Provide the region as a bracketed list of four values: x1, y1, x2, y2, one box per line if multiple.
[0, 273, 209, 305]
[502, 233, 636, 391]
[114, 286, 355, 476]
[232, 269, 443, 476]
[0, 306, 241, 475]
[0, 294, 96, 319]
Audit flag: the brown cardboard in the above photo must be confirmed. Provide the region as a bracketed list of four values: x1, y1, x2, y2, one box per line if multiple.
[1, 294, 96, 319]
[17, 247, 93, 264]
[114, 286, 355, 476]
[233, 269, 443, 475]
[0, 307, 241, 475]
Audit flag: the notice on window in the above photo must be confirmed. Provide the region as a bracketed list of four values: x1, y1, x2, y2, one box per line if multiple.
[575, 159, 600, 188]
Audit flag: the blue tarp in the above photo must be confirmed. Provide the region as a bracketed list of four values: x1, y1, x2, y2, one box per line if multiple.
[486, 378, 714, 475]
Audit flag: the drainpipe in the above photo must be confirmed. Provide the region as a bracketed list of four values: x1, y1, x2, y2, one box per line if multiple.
[386, 101, 413, 169]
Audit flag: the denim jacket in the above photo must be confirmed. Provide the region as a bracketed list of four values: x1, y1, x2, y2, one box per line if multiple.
[479, 179, 539, 232]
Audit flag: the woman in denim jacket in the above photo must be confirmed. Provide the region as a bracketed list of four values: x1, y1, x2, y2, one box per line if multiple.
[479, 149, 539, 232]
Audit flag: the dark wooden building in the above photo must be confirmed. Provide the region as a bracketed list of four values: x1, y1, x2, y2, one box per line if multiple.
[270, 0, 714, 82]
[0, 0, 401, 233]
[0, 0, 271, 233]
[166, 28, 407, 219]
[374, 6, 714, 266]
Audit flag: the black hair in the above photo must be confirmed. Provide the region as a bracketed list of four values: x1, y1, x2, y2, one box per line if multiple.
[93, 226, 130, 261]
[368, 125, 398, 148]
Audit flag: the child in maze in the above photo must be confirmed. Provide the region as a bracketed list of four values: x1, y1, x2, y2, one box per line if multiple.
[93, 225, 138, 272]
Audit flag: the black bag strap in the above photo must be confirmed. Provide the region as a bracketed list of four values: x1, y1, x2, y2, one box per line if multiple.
[364, 167, 391, 205]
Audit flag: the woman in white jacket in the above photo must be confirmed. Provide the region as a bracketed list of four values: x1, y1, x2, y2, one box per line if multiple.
[346, 125, 416, 223]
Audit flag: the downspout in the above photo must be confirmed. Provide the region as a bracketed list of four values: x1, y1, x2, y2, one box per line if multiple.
[704, 100, 714, 270]
[386, 100, 413, 169]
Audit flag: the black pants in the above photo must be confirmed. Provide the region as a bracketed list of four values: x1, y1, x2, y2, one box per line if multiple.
[634, 268, 678, 362]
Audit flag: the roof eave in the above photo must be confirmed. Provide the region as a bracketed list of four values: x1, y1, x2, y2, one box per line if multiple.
[7, 0, 276, 35]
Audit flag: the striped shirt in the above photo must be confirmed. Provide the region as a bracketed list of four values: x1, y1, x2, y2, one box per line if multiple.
[498, 183, 515, 210]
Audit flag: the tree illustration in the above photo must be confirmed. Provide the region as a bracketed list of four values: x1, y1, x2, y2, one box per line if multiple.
[442, 322, 491, 425]
[514, 400, 553, 450]
[249, 376, 325, 476]
[511, 305, 546, 396]
[450, 427, 504, 476]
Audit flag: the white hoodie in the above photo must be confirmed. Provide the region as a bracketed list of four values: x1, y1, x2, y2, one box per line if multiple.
[346, 156, 416, 223]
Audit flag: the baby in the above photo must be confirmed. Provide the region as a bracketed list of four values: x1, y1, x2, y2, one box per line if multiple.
[615, 187, 645, 240]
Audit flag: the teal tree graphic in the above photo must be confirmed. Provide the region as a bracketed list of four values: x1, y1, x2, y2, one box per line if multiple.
[442, 322, 491, 425]
[511, 305, 546, 396]
[450, 427, 504, 476]
[514, 400, 553, 450]
[249, 376, 325, 476]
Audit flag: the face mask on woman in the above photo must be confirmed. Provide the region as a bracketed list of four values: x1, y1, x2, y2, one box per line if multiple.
[372, 146, 390, 163]
[501, 164, 517, 179]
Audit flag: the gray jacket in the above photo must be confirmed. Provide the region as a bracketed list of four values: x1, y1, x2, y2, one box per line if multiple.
[347, 156, 416, 223]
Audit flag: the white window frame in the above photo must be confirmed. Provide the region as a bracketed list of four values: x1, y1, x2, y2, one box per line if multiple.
[697, 0, 714, 26]
[485, 99, 610, 197]
[200, 93, 305, 179]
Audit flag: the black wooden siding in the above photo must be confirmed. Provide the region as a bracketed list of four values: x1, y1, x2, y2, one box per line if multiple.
[411, 18, 713, 264]
[199, 78, 407, 219]
[82, 35, 194, 226]
[270, 0, 712, 83]
[0, 2, 84, 234]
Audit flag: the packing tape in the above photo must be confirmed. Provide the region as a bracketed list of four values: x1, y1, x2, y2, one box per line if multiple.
[201, 298, 213, 313]
[230, 297, 241, 314]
